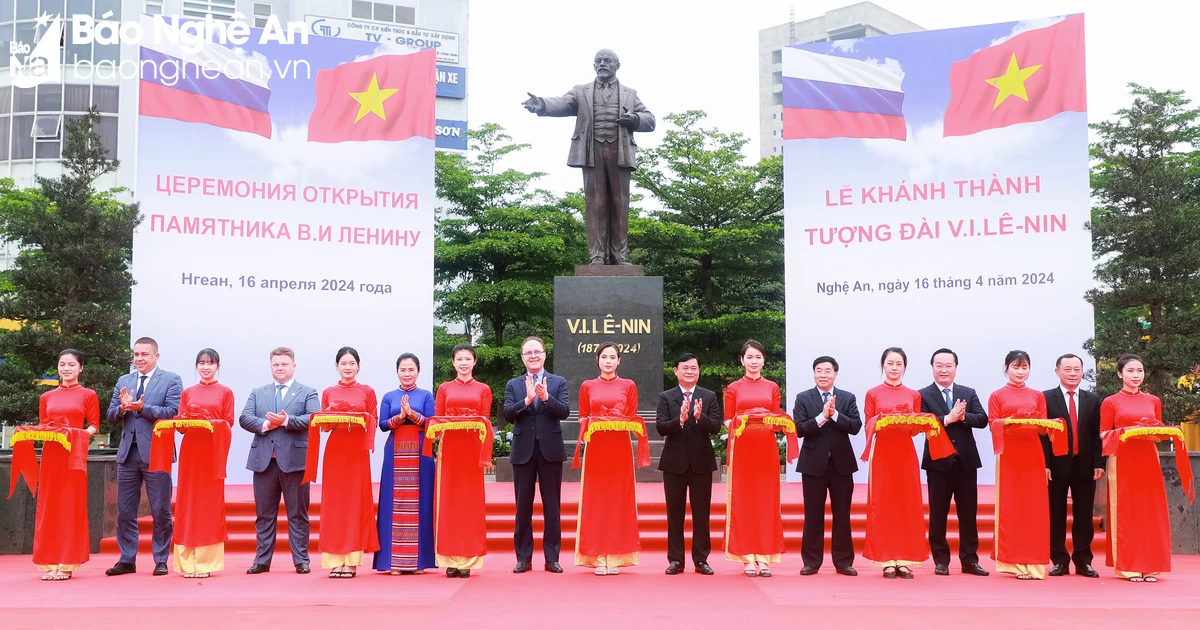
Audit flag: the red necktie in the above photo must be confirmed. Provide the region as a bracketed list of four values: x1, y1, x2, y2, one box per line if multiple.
[1068, 390, 1079, 455]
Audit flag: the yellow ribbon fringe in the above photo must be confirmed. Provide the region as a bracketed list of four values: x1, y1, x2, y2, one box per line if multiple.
[11, 431, 71, 450]
[311, 415, 366, 429]
[153, 419, 214, 436]
[1121, 426, 1184, 442]
[427, 421, 488, 442]
[735, 415, 796, 438]
[1001, 418, 1063, 432]
[874, 414, 942, 437]
[582, 420, 645, 442]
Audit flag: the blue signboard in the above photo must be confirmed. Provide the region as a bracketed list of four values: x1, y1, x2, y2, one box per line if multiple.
[435, 119, 468, 150]
[436, 65, 466, 99]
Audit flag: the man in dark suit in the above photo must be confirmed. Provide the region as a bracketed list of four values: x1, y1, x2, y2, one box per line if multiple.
[105, 337, 182, 577]
[655, 353, 722, 575]
[918, 348, 990, 577]
[503, 336, 571, 574]
[794, 356, 862, 576]
[1042, 353, 1103, 578]
[239, 347, 321, 575]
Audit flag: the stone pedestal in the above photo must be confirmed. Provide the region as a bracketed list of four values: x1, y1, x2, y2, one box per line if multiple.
[553, 274, 663, 410]
[1162, 452, 1200, 554]
[0, 450, 119, 555]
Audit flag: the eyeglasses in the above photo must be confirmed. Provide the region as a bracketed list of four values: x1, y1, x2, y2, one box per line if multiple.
[522, 351, 546, 357]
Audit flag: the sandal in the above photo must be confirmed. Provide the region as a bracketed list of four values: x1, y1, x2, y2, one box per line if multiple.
[195, 573, 209, 579]
[1144, 576, 1158, 583]
[1016, 574, 1037, 580]
[758, 567, 773, 578]
[52, 572, 71, 581]
[184, 573, 197, 579]
[1129, 576, 1145, 582]
[896, 566, 914, 580]
[883, 567, 897, 579]
[743, 564, 757, 577]
[595, 565, 608, 576]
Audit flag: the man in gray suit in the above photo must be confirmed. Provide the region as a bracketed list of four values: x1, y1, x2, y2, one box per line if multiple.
[105, 337, 183, 576]
[239, 347, 320, 574]
[523, 48, 655, 265]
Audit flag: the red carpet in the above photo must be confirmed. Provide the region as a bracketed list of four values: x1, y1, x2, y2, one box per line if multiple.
[98, 482, 1106, 555]
[2, 551, 1197, 628]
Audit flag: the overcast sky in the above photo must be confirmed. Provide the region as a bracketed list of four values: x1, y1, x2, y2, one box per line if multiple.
[467, 0, 1200, 196]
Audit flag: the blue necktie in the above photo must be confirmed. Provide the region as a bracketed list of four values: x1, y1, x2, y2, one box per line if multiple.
[822, 391, 830, 405]
[531, 373, 541, 409]
[135, 374, 147, 401]
[943, 388, 953, 410]
[275, 384, 285, 413]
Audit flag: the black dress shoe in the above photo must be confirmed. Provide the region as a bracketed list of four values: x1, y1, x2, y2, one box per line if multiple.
[246, 563, 270, 574]
[544, 562, 563, 573]
[800, 566, 819, 576]
[446, 568, 460, 578]
[153, 562, 169, 576]
[962, 563, 989, 576]
[934, 564, 950, 576]
[1076, 564, 1100, 578]
[459, 569, 471, 578]
[835, 566, 858, 576]
[295, 563, 310, 574]
[106, 562, 136, 576]
[665, 561, 684, 575]
[513, 562, 531, 574]
[1049, 563, 1068, 577]
[695, 562, 714, 576]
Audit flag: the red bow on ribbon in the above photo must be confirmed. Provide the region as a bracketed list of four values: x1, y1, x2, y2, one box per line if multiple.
[572, 406, 650, 469]
[8, 421, 90, 499]
[148, 406, 232, 480]
[423, 408, 494, 468]
[730, 407, 799, 465]
[1101, 417, 1193, 505]
[861, 412, 954, 462]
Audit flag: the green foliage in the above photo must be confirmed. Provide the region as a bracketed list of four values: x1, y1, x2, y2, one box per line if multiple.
[0, 109, 140, 430]
[1087, 84, 1200, 423]
[631, 111, 786, 396]
[434, 124, 587, 348]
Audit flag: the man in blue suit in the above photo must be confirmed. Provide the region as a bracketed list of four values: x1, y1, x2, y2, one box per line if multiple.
[239, 347, 321, 575]
[105, 337, 183, 576]
[503, 336, 570, 574]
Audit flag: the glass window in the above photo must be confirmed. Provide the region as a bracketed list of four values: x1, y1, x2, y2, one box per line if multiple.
[32, 113, 59, 137]
[0, 24, 11, 70]
[14, 20, 34, 51]
[35, 139, 60, 159]
[144, 1, 161, 15]
[40, 0, 64, 17]
[14, 87, 34, 112]
[91, 85, 117, 112]
[16, 0, 36, 20]
[771, 49, 782, 65]
[92, 0, 117, 19]
[0, 117, 9, 160]
[64, 16, 89, 63]
[0, 0, 13, 22]
[351, 0, 371, 19]
[11, 115, 33, 159]
[63, 84, 88, 110]
[94, 40, 117, 64]
[0, 87, 10, 115]
[252, 2, 270, 15]
[95, 115, 116, 157]
[65, 0, 88, 19]
[395, 5, 415, 24]
[373, 3, 392, 22]
[36, 84, 61, 111]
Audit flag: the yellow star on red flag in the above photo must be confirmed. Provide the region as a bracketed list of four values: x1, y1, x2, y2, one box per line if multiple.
[985, 54, 1042, 109]
[349, 73, 399, 123]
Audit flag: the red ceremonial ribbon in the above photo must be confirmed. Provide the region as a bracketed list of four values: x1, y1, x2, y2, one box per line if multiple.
[302, 400, 375, 484]
[1101, 417, 1194, 505]
[861, 412, 954, 462]
[989, 413, 1066, 456]
[8, 420, 90, 498]
[148, 403, 232, 480]
[730, 407, 799, 464]
[572, 406, 651, 469]
[422, 407, 494, 468]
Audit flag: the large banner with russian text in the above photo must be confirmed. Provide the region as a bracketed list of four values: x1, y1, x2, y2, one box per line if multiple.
[782, 15, 1091, 483]
[132, 20, 435, 483]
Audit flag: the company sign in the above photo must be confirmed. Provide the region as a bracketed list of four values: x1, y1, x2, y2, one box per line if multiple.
[306, 15, 460, 64]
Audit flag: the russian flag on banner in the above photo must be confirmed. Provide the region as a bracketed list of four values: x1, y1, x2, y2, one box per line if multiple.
[781, 47, 906, 141]
[138, 28, 272, 138]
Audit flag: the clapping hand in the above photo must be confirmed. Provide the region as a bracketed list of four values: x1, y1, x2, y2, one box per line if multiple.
[694, 399, 703, 421]
[127, 396, 145, 412]
[946, 400, 966, 424]
[401, 394, 412, 421]
[525, 374, 536, 405]
[823, 394, 837, 419]
[119, 387, 133, 409]
[534, 381, 549, 402]
[679, 399, 690, 425]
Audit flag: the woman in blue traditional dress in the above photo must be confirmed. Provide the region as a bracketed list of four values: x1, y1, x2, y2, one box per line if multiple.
[373, 353, 437, 574]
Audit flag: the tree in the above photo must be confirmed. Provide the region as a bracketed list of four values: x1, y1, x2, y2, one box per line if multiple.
[629, 111, 786, 391]
[434, 124, 587, 347]
[1087, 85, 1200, 423]
[0, 108, 142, 429]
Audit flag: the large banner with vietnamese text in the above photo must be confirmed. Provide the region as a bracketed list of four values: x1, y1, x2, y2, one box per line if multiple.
[783, 15, 1092, 483]
[132, 21, 436, 483]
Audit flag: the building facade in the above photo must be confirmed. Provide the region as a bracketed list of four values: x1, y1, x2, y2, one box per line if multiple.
[0, 0, 468, 269]
[757, 1, 921, 159]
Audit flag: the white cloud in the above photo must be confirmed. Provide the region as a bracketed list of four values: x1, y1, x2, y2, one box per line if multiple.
[989, 16, 1067, 47]
[352, 42, 422, 63]
[829, 39, 857, 53]
[862, 115, 1066, 181]
[864, 56, 905, 82]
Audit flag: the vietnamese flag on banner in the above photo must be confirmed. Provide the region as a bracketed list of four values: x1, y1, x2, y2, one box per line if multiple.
[943, 14, 1085, 137]
[307, 49, 436, 143]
